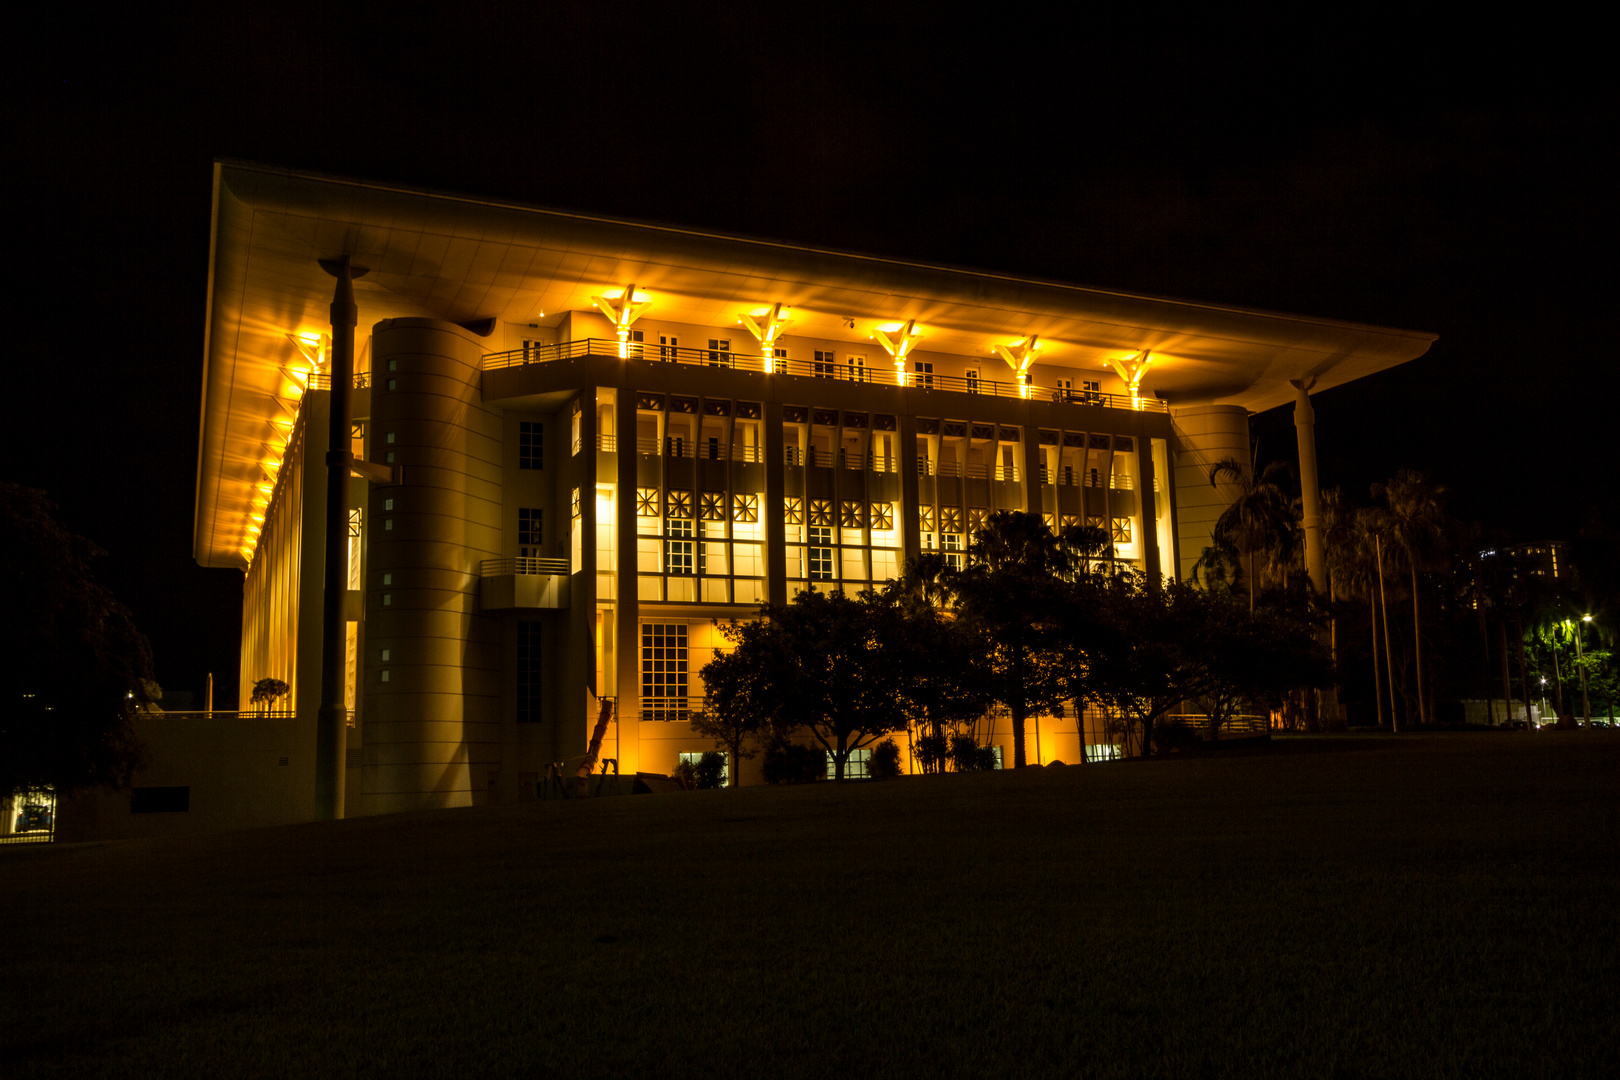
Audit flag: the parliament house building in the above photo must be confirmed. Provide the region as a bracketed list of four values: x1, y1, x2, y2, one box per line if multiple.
[60, 162, 1437, 836]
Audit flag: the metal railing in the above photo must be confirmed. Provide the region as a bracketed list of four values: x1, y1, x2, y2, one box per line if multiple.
[784, 448, 900, 472]
[307, 373, 373, 390]
[641, 696, 706, 723]
[918, 459, 1021, 481]
[480, 557, 571, 576]
[484, 339, 1167, 412]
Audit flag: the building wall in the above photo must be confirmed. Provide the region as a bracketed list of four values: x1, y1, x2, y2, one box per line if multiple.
[361, 319, 506, 814]
[1170, 405, 1250, 585]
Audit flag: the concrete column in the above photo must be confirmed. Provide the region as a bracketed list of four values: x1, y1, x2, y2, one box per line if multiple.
[1291, 378, 1327, 597]
[362, 319, 504, 815]
[1169, 404, 1250, 584]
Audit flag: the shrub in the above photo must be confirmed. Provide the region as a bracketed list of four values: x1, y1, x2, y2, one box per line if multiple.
[949, 734, 998, 772]
[912, 732, 949, 773]
[694, 751, 728, 789]
[870, 739, 903, 779]
[672, 758, 697, 790]
[762, 739, 827, 784]
[1152, 719, 1200, 755]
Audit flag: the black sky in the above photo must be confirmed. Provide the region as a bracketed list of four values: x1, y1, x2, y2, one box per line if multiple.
[5, 4, 1614, 702]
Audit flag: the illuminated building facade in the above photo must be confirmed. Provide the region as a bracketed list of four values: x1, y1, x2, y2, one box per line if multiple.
[167, 161, 1435, 822]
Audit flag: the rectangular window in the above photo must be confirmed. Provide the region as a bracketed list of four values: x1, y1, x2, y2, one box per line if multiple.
[707, 339, 732, 368]
[666, 518, 695, 575]
[814, 350, 837, 378]
[517, 621, 542, 723]
[847, 355, 866, 383]
[913, 361, 934, 389]
[942, 532, 964, 570]
[520, 421, 543, 469]
[965, 368, 980, 394]
[642, 624, 688, 722]
[826, 748, 872, 780]
[660, 334, 679, 361]
[809, 526, 835, 580]
[518, 508, 543, 557]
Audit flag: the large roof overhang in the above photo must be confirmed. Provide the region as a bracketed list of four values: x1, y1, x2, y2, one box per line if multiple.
[197, 160, 1435, 569]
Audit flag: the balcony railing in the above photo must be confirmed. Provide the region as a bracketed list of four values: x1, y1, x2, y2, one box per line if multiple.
[307, 373, 373, 390]
[480, 557, 571, 576]
[641, 695, 706, 723]
[484, 339, 1167, 413]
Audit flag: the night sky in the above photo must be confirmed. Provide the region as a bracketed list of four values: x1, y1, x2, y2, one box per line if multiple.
[7, 5, 1613, 704]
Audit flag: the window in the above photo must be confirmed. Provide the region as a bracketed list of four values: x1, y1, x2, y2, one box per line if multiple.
[826, 748, 872, 780]
[520, 421, 543, 469]
[839, 501, 865, 529]
[814, 350, 837, 378]
[636, 488, 659, 517]
[518, 508, 543, 556]
[666, 518, 695, 575]
[913, 361, 934, 389]
[679, 751, 729, 785]
[660, 334, 679, 360]
[808, 500, 833, 526]
[846, 355, 866, 383]
[627, 328, 644, 357]
[965, 368, 980, 394]
[942, 532, 964, 570]
[809, 526, 835, 580]
[869, 502, 894, 530]
[517, 621, 542, 723]
[732, 493, 759, 523]
[642, 624, 688, 721]
[699, 492, 726, 521]
[707, 339, 732, 368]
[784, 497, 804, 525]
[1112, 517, 1133, 544]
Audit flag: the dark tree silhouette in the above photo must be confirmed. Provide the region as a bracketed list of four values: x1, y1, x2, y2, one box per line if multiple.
[1, 483, 152, 800]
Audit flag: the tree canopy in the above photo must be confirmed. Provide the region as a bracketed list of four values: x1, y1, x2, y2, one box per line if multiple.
[1, 483, 152, 800]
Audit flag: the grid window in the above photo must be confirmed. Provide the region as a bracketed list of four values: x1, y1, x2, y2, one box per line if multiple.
[666, 519, 695, 575]
[520, 421, 543, 469]
[518, 508, 543, 556]
[965, 368, 980, 393]
[827, 748, 872, 780]
[814, 350, 837, 378]
[517, 621, 542, 723]
[847, 355, 866, 382]
[943, 533, 964, 570]
[913, 361, 934, 389]
[642, 624, 689, 722]
[707, 339, 732, 368]
[809, 526, 835, 580]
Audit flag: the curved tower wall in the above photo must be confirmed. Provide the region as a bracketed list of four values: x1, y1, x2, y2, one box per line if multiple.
[1170, 404, 1250, 586]
[363, 319, 504, 815]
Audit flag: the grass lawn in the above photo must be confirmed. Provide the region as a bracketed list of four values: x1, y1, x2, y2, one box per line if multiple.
[3, 732, 1616, 1078]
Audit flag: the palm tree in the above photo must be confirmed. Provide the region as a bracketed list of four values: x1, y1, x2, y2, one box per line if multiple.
[1372, 470, 1446, 726]
[1208, 458, 1296, 611]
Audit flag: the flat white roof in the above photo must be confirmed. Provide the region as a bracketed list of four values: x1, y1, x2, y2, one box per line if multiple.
[197, 161, 1434, 568]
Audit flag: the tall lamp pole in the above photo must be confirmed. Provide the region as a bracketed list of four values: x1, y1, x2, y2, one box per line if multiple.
[1575, 616, 1592, 724]
[316, 255, 368, 820]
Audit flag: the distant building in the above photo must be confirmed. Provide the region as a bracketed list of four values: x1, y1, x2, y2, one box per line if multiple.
[60, 162, 1434, 837]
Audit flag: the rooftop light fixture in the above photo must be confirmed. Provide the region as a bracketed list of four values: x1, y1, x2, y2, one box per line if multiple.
[593, 284, 651, 358]
[740, 303, 792, 372]
[873, 320, 922, 387]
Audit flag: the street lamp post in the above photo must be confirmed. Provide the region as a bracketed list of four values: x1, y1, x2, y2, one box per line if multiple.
[1575, 616, 1591, 724]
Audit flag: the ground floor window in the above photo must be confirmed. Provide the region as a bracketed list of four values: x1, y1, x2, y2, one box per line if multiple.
[643, 623, 688, 721]
[827, 748, 872, 780]
[678, 751, 729, 786]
